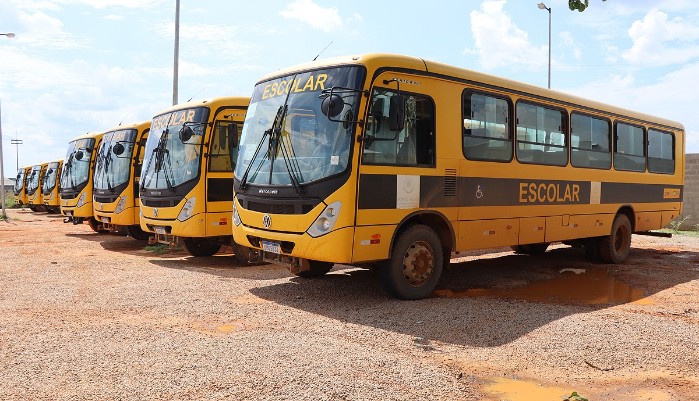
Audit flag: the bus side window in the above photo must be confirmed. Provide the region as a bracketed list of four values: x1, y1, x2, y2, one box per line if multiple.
[462, 91, 512, 161]
[648, 129, 674, 174]
[363, 88, 435, 167]
[209, 121, 239, 172]
[570, 113, 611, 169]
[614, 122, 646, 172]
[515, 101, 567, 166]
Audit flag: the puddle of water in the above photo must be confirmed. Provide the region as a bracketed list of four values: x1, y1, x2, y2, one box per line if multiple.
[483, 377, 573, 401]
[434, 269, 653, 306]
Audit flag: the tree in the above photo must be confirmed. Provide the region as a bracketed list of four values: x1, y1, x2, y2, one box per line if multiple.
[569, 0, 607, 12]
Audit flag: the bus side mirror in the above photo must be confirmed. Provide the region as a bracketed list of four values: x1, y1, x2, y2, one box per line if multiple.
[389, 95, 405, 131]
[179, 125, 194, 143]
[47, 168, 54, 175]
[75, 150, 84, 161]
[227, 123, 239, 149]
[321, 93, 344, 118]
[113, 143, 125, 156]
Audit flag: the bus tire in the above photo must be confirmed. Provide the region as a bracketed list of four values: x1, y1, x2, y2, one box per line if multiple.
[380, 225, 443, 300]
[294, 261, 333, 278]
[511, 243, 549, 255]
[88, 218, 107, 233]
[125, 225, 151, 241]
[183, 237, 221, 257]
[599, 214, 632, 264]
[231, 241, 258, 265]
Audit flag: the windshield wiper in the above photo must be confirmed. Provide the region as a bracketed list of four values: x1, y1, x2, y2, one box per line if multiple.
[275, 128, 305, 195]
[142, 129, 175, 192]
[239, 105, 285, 190]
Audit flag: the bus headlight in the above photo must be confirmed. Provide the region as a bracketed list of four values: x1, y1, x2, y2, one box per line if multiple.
[177, 196, 196, 221]
[77, 192, 87, 208]
[233, 201, 241, 226]
[307, 201, 341, 238]
[114, 196, 127, 214]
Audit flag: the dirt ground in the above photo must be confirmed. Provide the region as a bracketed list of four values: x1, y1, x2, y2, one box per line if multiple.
[1, 208, 698, 401]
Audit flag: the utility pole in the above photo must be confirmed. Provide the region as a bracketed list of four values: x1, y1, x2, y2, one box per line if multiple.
[11, 133, 22, 171]
[172, 0, 180, 105]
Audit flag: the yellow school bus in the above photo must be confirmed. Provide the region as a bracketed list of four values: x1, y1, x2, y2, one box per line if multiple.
[13, 166, 31, 207]
[231, 53, 684, 299]
[60, 131, 105, 232]
[92, 121, 151, 240]
[42, 159, 63, 213]
[139, 97, 250, 257]
[26, 162, 48, 212]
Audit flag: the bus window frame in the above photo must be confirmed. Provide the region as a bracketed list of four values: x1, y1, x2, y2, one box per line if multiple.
[569, 110, 613, 170]
[647, 127, 675, 175]
[514, 99, 569, 167]
[613, 120, 647, 173]
[461, 88, 514, 163]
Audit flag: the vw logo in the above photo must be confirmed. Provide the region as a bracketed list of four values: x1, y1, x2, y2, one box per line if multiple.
[153, 208, 159, 218]
[262, 214, 272, 229]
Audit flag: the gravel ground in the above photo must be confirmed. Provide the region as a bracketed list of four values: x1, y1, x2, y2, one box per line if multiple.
[1, 208, 698, 400]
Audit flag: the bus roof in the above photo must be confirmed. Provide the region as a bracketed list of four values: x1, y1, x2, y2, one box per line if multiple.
[68, 130, 105, 143]
[257, 53, 684, 131]
[151, 96, 251, 117]
[103, 120, 151, 134]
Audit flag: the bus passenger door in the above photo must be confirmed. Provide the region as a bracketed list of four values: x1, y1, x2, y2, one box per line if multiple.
[354, 75, 440, 262]
[205, 119, 242, 235]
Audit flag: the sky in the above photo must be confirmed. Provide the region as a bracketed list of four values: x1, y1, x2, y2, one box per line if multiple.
[1, 0, 699, 176]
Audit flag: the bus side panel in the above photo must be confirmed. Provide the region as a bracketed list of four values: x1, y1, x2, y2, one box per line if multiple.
[352, 225, 396, 262]
[661, 210, 681, 228]
[544, 214, 613, 242]
[519, 217, 546, 245]
[458, 218, 519, 250]
[635, 212, 662, 232]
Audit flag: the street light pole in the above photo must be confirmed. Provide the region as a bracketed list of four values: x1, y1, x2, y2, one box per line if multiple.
[11, 136, 22, 171]
[0, 32, 15, 219]
[538, 2, 551, 89]
[172, 0, 180, 106]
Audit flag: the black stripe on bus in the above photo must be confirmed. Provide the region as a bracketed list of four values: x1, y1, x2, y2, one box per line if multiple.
[357, 174, 682, 210]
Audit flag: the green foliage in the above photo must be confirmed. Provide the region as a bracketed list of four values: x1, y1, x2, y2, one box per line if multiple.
[564, 392, 589, 401]
[569, 0, 607, 12]
[144, 244, 170, 255]
[2, 192, 15, 209]
[668, 215, 691, 233]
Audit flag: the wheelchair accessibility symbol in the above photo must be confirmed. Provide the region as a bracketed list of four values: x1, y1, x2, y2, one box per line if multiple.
[476, 185, 484, 199]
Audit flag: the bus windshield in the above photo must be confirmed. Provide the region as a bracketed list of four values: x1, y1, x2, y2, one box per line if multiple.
[26, 166, 42, 195]
[13, 169, 26, 195]
[94, 129, 137, 192]
[42, 162, 60, 194]
[235, 66, 364, 187]
[141, 107, 209, 191]
[61, 138, 96, 191]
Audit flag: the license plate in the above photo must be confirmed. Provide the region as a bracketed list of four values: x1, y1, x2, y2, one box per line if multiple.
[101, 217, 110, 223]
[154, 226, 167, 235]
[65, 211, 72, 216]
[261, 240, 281, 254]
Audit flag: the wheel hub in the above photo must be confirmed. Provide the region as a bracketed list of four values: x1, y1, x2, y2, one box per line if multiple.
[402, 241, 434, 287]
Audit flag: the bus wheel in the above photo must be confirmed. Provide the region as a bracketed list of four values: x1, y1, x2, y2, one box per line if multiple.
[511, 243, 549, 255]
[125, 225, 151, 241]
[294, 261, 333, 278]
[28, 205, 38, 212]
[183, 237, 221, 257]
[231, 241, 258, 265]
[599, 214, 632, 264]
[87, 218, 107, 233]
[380, 225, 443, 300]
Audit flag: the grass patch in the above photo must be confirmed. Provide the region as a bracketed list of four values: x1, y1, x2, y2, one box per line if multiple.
[144, 244, 171, 254]
[657, 229, 699, 237]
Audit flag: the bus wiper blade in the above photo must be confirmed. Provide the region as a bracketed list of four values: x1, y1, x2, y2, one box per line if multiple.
[276, 129, 305, 195]
[239, 105, 286, 190]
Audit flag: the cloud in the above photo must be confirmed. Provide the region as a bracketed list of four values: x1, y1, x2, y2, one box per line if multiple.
[465, 0, 547, 70]
[623, 9, 699, 65]
[279, 0, 343, 32]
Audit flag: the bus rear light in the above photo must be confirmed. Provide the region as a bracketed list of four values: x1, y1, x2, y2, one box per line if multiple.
[307, 201, 342, 238]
